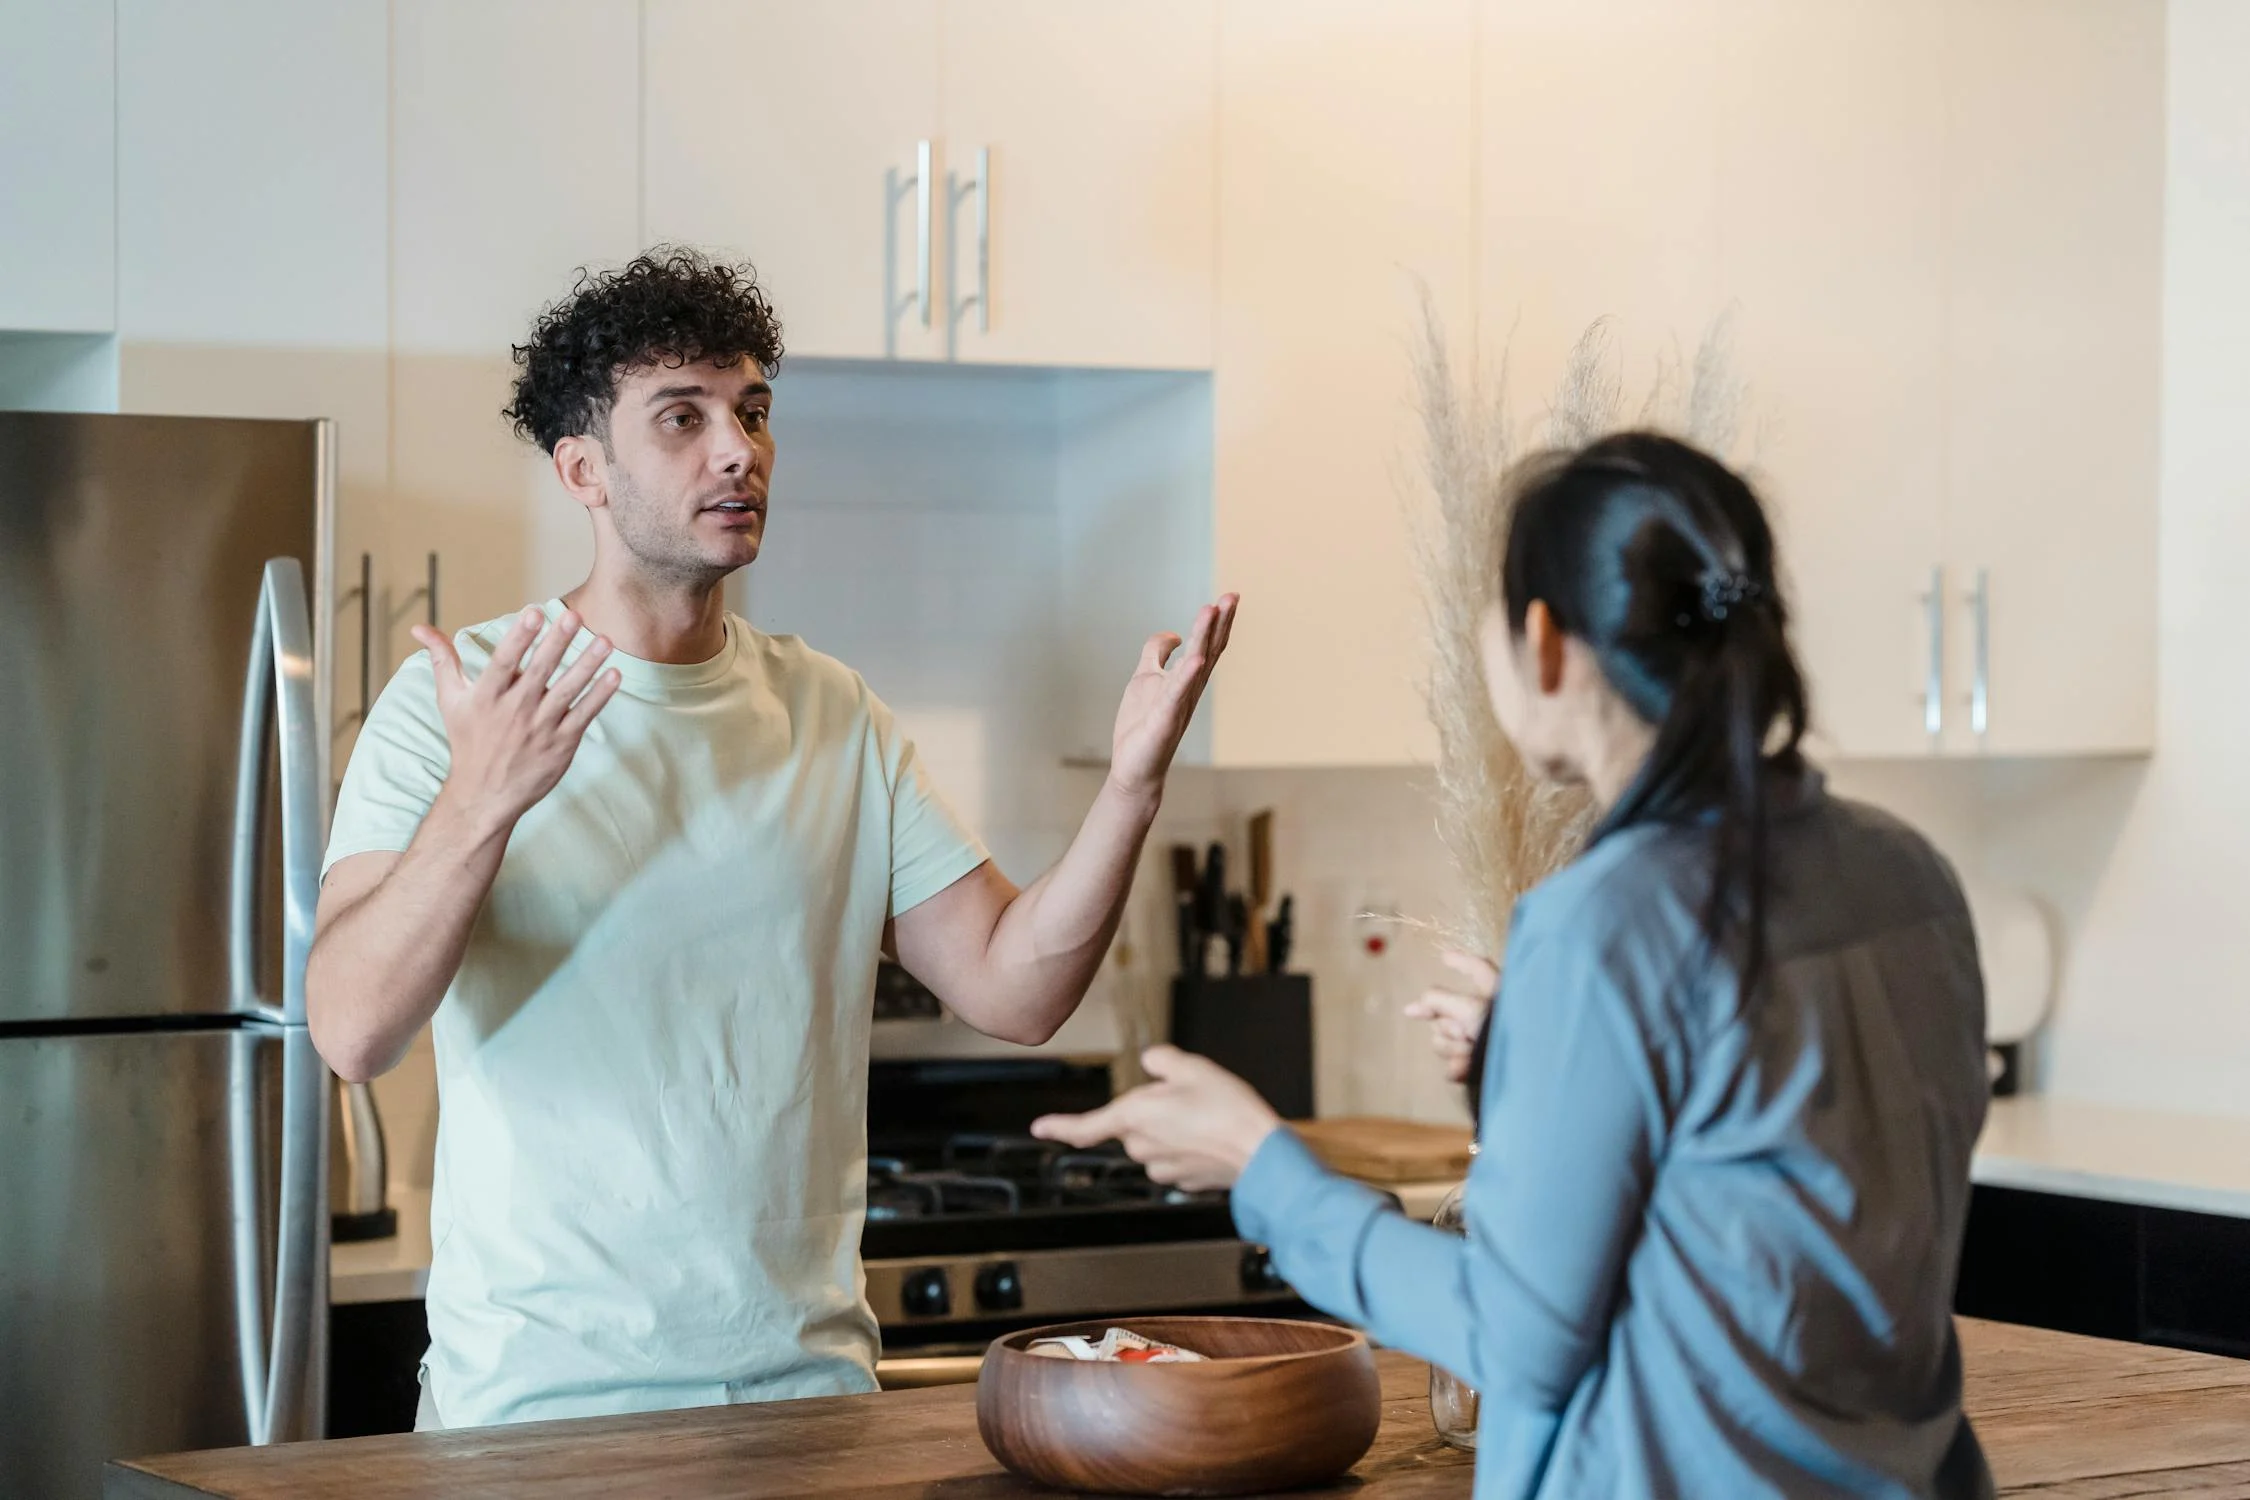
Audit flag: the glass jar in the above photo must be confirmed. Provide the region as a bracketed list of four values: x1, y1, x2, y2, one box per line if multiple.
[1427, 1178, 1480, 1449]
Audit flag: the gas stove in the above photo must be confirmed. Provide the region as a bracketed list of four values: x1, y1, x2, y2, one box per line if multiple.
[862, 1060, 1303, 1360]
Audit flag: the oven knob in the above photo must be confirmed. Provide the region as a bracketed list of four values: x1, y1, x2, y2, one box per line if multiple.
[901, 1267, 952, 1318]
[974, 1261, 1024, 1312]
[1240, 1245, 1289, 1293]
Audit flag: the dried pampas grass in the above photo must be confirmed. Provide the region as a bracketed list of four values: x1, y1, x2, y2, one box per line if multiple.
[1407, 291, 1747, 957]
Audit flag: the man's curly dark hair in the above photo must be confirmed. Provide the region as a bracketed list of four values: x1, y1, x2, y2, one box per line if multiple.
[504, 246, 785, 454]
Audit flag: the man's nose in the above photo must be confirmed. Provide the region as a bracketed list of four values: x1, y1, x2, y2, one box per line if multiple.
[711, 415, 754, 474]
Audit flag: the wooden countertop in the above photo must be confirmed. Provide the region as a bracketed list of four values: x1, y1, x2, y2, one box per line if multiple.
[108, 1320, 2250, 1499]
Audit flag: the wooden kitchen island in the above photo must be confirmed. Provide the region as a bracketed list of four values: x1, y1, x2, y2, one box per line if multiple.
[108, 1320, 2250, 1499]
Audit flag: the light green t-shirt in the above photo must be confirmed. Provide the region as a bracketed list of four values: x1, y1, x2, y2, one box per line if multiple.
[324, 601, 988, 1429]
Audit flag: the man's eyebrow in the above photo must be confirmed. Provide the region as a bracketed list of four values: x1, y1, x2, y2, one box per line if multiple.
[643, 380, 772, 405]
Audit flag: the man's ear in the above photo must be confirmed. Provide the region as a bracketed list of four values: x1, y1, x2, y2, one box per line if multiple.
[552, 434, 608, 513]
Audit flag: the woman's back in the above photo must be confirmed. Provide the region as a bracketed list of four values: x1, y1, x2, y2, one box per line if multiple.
[1508, 773, 1992, 1498]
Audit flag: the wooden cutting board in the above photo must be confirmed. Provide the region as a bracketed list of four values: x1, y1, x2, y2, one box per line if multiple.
[1291, 1117, 1474, 1183]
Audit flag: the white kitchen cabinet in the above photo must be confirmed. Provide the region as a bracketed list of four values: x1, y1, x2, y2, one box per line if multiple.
[643, 1, 944, 362]
[1939, 0, 2164, 757]
[1207, 0, 1474, 767]
[0, 0, 115, 334]
[1478, 0, 1723, 419]
[114, 0, 394, 751]
[116, 0, 388, 352]
[643, 1, 1214, 371]
[939, 1, 1216, 370]
[389, 0, 641, 650]
[1715, 0, 1951, 760]
[391, 0, 641, 358]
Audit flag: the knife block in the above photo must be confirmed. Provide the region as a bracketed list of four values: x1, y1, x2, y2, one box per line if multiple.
[1168, 974, 1315, 1120]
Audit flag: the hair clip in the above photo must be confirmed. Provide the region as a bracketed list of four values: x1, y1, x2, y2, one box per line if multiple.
[1699, 572, 1766, 623]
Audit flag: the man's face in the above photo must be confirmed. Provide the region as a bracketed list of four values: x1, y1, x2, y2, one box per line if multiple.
[596, 357, 775, 583]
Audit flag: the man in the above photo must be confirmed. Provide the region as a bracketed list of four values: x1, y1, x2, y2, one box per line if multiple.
[310, 247, 1235, 1429]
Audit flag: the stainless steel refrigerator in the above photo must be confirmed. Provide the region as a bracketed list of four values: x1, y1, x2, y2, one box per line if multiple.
[0, 412, 333, 1497]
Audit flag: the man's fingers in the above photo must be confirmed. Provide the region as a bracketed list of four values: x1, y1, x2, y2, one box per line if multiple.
[412, 625, 467, 695]
[477, 607, 546, 696]
[1138, 632, 1182, 677]
[559, 667, 624, 736]
[540, 635, 614, 722]
[513, 610, 579, 697]
[1210, 594, 1239, 657]
[1032, 1099, 1134, 1149]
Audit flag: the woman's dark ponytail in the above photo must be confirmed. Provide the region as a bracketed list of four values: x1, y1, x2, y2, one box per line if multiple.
[1468, 433, 1807, 1122]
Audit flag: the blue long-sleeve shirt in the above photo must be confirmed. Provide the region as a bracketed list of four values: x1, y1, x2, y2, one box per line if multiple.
[1232, 776, 1994, 1499]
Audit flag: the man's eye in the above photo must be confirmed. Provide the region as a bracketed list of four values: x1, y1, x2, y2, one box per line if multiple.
[664, 411, 699, 430]
[743, 407, 770, 430]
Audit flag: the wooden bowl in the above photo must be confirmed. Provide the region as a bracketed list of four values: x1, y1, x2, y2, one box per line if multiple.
[976, 1315, 1381, 1497]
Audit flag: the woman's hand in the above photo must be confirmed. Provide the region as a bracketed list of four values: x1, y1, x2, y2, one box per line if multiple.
[1030, 1046, 1281, 1192]
[1403, 950, 1498, 1084]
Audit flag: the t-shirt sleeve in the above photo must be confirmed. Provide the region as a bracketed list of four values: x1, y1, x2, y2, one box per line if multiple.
[871, 697, 990, 918]
[324, 651, 451, 879]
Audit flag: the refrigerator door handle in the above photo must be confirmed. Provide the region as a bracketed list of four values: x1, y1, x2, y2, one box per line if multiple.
[226, 558, 330, 1442]
[228, 559, 324, 1026]
[229, 1031, 272, 1442]
[264, 1026, 330, 1442]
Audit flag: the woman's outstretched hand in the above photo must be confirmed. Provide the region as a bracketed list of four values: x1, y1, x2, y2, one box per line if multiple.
[1404, 950, 1499, 1084]
[1031, 1045, 1282, 1192]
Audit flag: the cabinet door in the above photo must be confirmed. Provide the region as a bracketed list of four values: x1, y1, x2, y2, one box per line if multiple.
[390, 0, 643, 638]
[1941, 0, 2163, 756]
[0, 0, 115, 333]
[1479, 0, 1723, 422]
[115, 0, 392, 758]
[1716, 0, 1948, 759]
[1210, 0, 1474, 767]
[941, 0, 1217, 370]
[644, 1, 942, 362]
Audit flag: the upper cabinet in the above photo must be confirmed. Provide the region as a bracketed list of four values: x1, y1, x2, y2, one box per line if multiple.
[644, 0, 1217, 371]
[0, 0, 115, 334]
[1938, 0, 2164, 757]
[1206, 0, 1473, 767]
[1716, 0, 1952, 761]
[645, 1, 945, 363]
[940, 1, 1216, 370]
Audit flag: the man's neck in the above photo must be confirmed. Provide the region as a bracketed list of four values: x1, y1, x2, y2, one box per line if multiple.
[560, 569, 733, 665]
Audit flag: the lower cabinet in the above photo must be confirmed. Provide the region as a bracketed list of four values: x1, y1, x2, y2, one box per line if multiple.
[329, 1299, 429, 1438]
[1955, 1186, 2250, 1359]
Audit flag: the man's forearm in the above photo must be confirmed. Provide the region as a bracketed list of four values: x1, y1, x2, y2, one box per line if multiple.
[976, 776, 1161, 1040]
[306, 789, 513, 1081]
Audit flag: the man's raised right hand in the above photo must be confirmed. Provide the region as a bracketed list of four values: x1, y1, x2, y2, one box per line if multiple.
[412, 605, 621, 833]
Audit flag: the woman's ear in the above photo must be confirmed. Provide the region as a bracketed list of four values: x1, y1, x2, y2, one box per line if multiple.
[1525, 599, 1568, 696]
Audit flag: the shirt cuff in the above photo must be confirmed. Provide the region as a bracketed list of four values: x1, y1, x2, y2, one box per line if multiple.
[1230, 1127, 1393, 1326]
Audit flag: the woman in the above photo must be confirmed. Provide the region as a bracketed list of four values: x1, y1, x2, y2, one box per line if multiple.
[1034, 434, 1994, 1499]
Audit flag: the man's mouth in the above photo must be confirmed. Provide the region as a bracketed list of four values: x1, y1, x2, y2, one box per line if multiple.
[704, 494, 764, 516]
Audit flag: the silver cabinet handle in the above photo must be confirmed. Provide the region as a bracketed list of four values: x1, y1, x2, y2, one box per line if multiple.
[339, 551, 372, 732]
[948, 145, 991, 343]
[402, 548, 439, 631]
[890, 140, 934, 333]
[1969, 567, 1991, 740]
[1922, 565, 1945, 743]
[228, 560, 324, 1026]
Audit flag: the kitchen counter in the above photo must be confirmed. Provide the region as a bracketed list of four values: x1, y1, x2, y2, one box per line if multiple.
[106, 1320, 2250, 1497]
[330, 1188, 431, 1305]
[1974, 1095, 2250, 1219]
[329, 1099, 2250, 1306]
